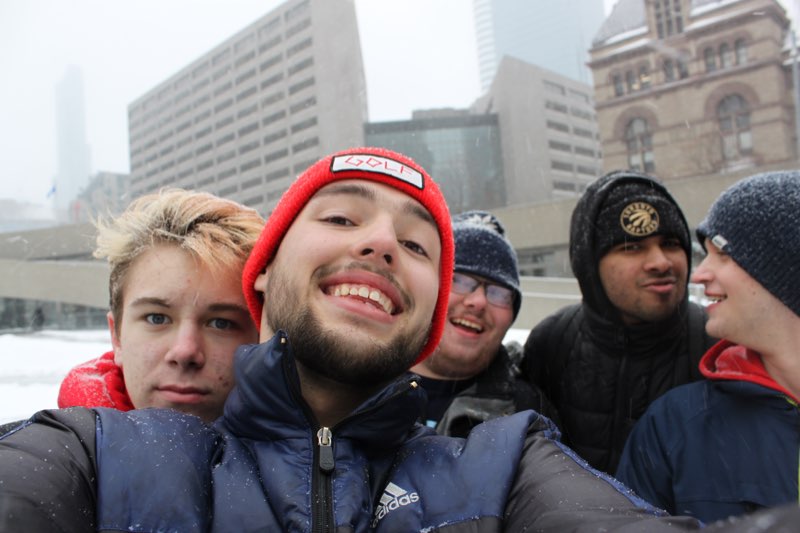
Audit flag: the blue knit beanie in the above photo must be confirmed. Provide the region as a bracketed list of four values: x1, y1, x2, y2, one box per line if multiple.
[452, 210, 521, 320]
[697, 170, 800, 317]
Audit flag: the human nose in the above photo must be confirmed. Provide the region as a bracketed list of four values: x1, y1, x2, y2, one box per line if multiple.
[643, 245, 671, 272]
[690, 257, 712, 285]
[356, 216, 399, 267]
[165, 323, 205, 368]
[461, 282, 488, 310]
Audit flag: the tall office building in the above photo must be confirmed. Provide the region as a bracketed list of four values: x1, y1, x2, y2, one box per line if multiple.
[54, 66, 92, 221]
[473, 0, 606, 90]
[128, 0, 366, 213]
[474, 56, 603, 204]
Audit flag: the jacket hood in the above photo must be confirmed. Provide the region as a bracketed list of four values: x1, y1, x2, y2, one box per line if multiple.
[570, 171, 692, 321]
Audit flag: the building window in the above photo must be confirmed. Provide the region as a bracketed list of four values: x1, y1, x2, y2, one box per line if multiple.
[704, 47, 716, 72]
[638, 66, 651, 89]
[612, 74, 624, 96]
[654, 0, 683, 39]
[677, 58, 689, 79]
[626, 70, 637, 92]
[625, 118, 654, 173]
[719, 43, 734, 68]
[718, 94, 752, 160]
[735, 39, 748, 64]
[663, 59, 675, 82]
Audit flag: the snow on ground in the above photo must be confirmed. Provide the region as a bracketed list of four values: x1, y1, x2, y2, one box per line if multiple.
[0, 329, 111, 423]
[0, 327, 532, 424]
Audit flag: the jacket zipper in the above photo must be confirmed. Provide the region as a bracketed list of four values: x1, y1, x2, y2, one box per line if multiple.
[312, 426, 335, 533]
[307, 378, 419, 532]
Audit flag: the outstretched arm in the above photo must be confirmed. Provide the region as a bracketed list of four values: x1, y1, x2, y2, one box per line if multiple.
[0, 408, 98, 532]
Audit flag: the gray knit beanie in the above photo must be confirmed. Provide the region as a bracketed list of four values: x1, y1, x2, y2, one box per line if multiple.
[696, 170, 800, 317]
[452, 210, 521, 320]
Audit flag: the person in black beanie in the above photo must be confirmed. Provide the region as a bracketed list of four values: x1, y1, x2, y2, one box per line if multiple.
[411, 210, 560, 436]
[617, 170, 800, 523]
[520, 170, 717, 475]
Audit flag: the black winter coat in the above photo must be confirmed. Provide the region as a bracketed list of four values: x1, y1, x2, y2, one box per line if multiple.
[522, 172, 716, 474]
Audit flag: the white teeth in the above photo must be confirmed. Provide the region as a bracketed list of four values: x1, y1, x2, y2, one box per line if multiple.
[328, 283, 395, 314]
[452, 317, 483, 332]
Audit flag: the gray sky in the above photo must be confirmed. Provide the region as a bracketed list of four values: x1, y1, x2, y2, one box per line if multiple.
[0, 0, 734, 206]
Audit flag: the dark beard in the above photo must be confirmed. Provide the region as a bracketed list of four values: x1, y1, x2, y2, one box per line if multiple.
[265, 268, 429, 387]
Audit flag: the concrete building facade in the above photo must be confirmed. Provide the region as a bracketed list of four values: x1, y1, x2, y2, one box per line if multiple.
[127, 0, 366, 214]
[589, 0, 796, 180]
[473, 56, 604, 205]
[473, 0, 606, 89]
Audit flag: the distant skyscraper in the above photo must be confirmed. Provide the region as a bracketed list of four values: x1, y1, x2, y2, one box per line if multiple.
[53, 66, 92, 221]
[473, 0, 606, 90]
[128, 0, 366, 214]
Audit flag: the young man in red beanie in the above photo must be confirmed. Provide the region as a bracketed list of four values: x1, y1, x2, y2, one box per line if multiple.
[3, 148, 800, 531]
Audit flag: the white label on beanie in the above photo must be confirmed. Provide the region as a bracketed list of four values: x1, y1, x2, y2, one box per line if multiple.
[331, 154, 424, 189]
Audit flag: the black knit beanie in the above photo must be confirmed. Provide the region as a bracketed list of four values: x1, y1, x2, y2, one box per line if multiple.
[696, 170, 800, 317]
[452, 210, 521, 320]
[595, 178, 690, 261]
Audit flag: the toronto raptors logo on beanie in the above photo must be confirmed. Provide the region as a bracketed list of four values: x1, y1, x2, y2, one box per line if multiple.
[242, 146, 454, 364]
[594, 174, 689, 260]
[620, 202, 660, 237]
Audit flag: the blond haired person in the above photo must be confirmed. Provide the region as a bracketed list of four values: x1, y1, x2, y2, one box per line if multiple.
[57, 189, 264, 422]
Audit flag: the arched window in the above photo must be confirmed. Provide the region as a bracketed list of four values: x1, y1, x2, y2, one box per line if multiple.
[735, 39, 747, 64]
[717, 94, 752, 160]
[704, 47, 716, 72]
[663, 59, 675, 82]
[719, 43, 733, 68]
[625, 118, 654, 172]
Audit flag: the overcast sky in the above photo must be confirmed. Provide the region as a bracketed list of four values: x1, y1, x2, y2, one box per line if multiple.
[4, 0, 787, 207]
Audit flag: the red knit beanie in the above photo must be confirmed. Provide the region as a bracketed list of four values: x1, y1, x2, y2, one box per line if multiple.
[242, 146, 454, 364]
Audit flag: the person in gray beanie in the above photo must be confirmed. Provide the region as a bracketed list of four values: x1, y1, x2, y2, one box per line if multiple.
[617, 170, 800, 523]
[411, 210, 560, 437]
[520, 170, 716, 475]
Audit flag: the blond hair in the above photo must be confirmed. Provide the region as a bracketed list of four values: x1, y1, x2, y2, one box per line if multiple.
[94, 188, 265, 328]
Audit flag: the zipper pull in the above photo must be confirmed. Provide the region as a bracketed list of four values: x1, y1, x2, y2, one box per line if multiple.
[317, 427, 335, 473]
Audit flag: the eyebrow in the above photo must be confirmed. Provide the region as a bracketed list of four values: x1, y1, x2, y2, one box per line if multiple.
[316, 182, 436, 226]
[128, 297, 249, 315]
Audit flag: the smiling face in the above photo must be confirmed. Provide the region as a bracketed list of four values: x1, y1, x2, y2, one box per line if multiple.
[598, 234, 688, 324]
[413, 272, 514, 380]
[691, 238, 785, 345]
[254, 179, 441, 387]
[111, 244, 257, 422]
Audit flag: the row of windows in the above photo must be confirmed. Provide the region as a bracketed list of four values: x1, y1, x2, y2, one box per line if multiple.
[625, 93, 752, 173]
[550, 160, 599, 177]
[542, 80, 591, 104]
[545, 120, 599, 140]
[130, 12, 313, 130]
[611, 39, 748, 97]
[704, 39, 747, 73]
[547, 140, 598, 158]
[131, 77, 317, 165]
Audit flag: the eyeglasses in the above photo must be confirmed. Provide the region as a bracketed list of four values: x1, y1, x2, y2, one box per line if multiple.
[451, 272, 515, 309]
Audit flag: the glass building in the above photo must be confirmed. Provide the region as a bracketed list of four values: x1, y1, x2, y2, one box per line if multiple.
[365, 111, 505, 214]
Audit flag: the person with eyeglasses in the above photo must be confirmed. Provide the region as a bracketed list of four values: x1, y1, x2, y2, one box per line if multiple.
[410, 210, 560, 437]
